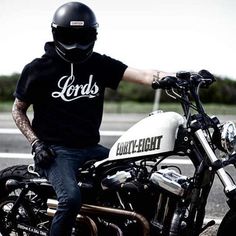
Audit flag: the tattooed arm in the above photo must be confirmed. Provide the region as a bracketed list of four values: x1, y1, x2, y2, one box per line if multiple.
[12, 98, 38, 145]
[12, 98, 55, 166]
[122, 67, 175, 85]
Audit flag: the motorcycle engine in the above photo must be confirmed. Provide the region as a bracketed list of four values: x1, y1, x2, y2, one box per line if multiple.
[101, 170, 132, 190]
[100, 167, 190, 234]
[149, 168, 190, 234]
[150, 168, 188, 196]
[100, 167, 189, 196]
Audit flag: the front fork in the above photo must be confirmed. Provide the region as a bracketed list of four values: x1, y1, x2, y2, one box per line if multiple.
[195, 129, 236, 196]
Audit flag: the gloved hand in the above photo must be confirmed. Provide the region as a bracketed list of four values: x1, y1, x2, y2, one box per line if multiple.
[32, 140, 55, 168]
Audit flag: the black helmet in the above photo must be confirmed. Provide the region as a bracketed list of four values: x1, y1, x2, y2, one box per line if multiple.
[51, 2, 98, 63]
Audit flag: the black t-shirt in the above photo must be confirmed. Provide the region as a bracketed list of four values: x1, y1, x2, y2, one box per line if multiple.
[14, 42, 127, 147]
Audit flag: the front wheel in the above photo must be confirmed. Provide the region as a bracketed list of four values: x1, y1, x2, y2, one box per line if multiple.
[217, 209, 236, 236]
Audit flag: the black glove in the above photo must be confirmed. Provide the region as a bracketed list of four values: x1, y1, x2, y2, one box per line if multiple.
[32, 140, 55, 168]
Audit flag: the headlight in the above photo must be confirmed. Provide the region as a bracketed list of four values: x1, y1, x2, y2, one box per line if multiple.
[221, 121, 236, 155]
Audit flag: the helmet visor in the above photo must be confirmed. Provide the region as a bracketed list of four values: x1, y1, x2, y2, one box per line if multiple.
[53, 27, 97, 45]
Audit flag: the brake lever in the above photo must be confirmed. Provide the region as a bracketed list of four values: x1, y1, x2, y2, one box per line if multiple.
[211, 153, 236, 170]
[176, 79, 189, 89]
[223, 153, 236, 167]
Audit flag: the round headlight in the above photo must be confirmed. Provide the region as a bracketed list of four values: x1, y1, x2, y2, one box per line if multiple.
[221, 121, 236, 155]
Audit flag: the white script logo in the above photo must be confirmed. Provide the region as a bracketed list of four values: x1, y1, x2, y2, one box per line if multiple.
[52, 74, 99, 102]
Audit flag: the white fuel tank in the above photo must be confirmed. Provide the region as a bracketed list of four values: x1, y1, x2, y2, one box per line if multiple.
[104, 111, 185, 162]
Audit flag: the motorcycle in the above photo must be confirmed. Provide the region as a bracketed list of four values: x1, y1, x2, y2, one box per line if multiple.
[0, 70, 236, 236]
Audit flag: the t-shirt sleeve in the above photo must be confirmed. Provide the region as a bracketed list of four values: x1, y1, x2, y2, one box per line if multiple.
[13, 64, 36, 103]
[101, 54, 128, 90]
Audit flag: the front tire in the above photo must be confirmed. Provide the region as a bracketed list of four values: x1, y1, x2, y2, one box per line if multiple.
[217, 209, 236, 236]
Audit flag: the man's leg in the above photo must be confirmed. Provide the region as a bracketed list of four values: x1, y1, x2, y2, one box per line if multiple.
[42, 144, 109, 236]
[43, 147, 84, 236]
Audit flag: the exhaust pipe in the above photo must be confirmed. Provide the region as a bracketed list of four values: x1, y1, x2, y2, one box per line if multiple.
[47, 199, 150, 236]
[47, 208, 98, 236]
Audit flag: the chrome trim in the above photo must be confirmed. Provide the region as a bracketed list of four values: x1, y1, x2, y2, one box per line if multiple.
[195, 129, 236, 193]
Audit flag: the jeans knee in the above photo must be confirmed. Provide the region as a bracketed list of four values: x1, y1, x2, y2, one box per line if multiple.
[59, 189, 81, 213]
[67, 196, 81, 212]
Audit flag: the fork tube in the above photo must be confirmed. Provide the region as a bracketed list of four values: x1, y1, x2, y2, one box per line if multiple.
[195, 129, 236, 193]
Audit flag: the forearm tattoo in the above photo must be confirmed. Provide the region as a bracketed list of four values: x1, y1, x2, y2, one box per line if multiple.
[12, 99, 38, 144]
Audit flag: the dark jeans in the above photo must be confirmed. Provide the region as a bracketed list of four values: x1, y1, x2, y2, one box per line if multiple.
[41, 144, 109, 236]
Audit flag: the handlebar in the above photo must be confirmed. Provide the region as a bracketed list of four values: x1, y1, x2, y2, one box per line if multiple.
[152, 69, 216, 90]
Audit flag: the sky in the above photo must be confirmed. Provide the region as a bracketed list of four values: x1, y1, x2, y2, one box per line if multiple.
[0, 0, 236, 80]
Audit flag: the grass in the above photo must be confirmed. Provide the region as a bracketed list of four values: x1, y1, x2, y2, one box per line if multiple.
[1, 101, 236, 115]
[0, 101, 14, 112]
[104, 102, 236, 115]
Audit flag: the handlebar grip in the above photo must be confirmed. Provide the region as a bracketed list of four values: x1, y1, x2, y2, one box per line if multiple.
[152, 76, 178, 90]
[197, 69, 216, 87]
[198, 69, 214, 79]
[198, 69, 216, 81]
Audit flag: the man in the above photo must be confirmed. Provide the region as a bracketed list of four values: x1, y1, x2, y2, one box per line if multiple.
[12, 2, 175, 236]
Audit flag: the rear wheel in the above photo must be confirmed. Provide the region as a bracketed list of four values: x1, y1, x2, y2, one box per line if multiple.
[0, 165, 36, 198]
[0, 165, 50, 235]
[0, 196, 36, 235]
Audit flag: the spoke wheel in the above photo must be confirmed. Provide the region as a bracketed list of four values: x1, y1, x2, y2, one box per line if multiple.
[0, 196, 34, 236]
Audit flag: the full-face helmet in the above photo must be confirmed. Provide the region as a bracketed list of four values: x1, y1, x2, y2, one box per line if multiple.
[51, 2, 98, 63]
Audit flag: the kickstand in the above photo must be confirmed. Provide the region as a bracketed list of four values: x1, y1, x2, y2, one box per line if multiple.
[200, 220, 215, 234]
